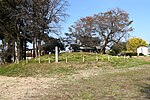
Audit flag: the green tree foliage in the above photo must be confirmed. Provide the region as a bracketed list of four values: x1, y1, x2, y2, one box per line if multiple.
[127, 37, 147, 53]
[42, 38, 65, 54]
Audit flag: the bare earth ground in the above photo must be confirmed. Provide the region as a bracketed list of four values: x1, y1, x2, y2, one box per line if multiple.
[0, 64, 150, 99]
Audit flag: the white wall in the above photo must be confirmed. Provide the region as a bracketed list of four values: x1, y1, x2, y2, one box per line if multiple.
[137, 47, 148, 55]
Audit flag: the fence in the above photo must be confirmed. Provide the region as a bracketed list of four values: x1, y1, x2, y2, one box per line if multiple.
[23, 53, 130, 64]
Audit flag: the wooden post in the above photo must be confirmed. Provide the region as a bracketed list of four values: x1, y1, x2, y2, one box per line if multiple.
[124, 55, 126, 60]
[48, 57, 51, 63]
[66, 57, 68, 63]
[38, 57, 41, 63]
[96, 56, 99, 61]
[55, 46, 59, 62]
[108, 55, 110, 61]
[83, 56, 85, 63]
[26, 58, 28, 63]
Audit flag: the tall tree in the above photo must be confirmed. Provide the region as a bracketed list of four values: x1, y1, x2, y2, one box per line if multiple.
[94, 8, 133, 53]
[27, 0, 68, 57]
[68, 8, 133, 54]
[0, 0, 68, 63]
[68, 16, 100, 47]
[0, 0, 27, 62]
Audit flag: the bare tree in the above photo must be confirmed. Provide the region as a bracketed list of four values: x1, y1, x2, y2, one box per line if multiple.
[68, 8, 133, 54]
[94, 8, 133, 53]
[27, 0, 68, 57]
[0, 0, 69, 63]
[68, 16, 99, 47]
[0, 0, 27, 62]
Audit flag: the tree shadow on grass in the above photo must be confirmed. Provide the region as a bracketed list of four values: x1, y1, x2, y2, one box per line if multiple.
[141, 84, 150, 99]
[140, 78, 150, 99]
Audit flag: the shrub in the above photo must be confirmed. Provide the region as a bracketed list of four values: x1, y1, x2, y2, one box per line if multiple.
[126, 52, 137, 57]
[139, 53, 144, 56]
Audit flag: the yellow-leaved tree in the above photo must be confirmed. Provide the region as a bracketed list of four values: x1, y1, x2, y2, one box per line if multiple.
[127, 37, 147, 53]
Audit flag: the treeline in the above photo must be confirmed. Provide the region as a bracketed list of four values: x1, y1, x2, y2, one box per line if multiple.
[0, 0, 68, 63]
[0, 2, 141, 64]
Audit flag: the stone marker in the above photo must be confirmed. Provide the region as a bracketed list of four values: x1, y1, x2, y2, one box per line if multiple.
[55, 46, 59, 62]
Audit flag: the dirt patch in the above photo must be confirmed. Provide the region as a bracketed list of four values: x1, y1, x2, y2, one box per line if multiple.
[0, 66, 108, 99]
[133, 56, 150, 62]
[0, 76, 60, 100]
[0, 65, 150, 99]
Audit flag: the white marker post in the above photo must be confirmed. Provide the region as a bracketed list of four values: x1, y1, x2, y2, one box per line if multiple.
[38, 57, 41, 63]
[83, 56, 85, 63]
[55, 46, 59, 62]
[124, 55, 126, 60]
[26, 58, 28, 63]
[108, 55, 110, 61]
[66, 57, 68, 63]
[48, 57, 51, 63]
[96, 56, 99, 61]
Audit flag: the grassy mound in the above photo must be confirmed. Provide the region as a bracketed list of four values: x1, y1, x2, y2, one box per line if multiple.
[0, 52, 149, 77]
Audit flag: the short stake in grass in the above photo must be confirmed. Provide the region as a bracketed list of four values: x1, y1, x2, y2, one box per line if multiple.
[128, 56, 130, 59]
[17, 59, 19, 64]
[108, 55, 110, 61]
[66, 57, 68, 63]
[38, 58, 41, 63]
[26, 58, 28, 64]
[124, 55, 126, 60]
[96, 56, 99, 61]
[83, 56, 85, 63]
[48, 58, 51, 63]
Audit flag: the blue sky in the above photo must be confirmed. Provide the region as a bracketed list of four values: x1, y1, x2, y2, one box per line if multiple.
[62, 0, 150, 43]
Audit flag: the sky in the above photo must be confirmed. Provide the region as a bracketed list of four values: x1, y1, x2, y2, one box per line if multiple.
[62, 0, 150, 43]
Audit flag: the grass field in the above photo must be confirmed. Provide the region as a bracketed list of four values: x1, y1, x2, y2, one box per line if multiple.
[0, 52, 150, 99]
[0, 52, 149, 77]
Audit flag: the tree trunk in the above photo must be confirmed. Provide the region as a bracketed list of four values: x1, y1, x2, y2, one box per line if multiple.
[16, 36, 22, 63]
[35, 38, 38, 57]
[101, 39, 109, 54]
[13, 41, 16, 62]
[100, 43, 107, 54]
[102, 47, 106, 54]
[1, 39, 5, 63]
[33, 37, 36, 58]
[38, 38, 41, 56]
[21, 39, 26, 60]
[33, 37, 38, 58]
